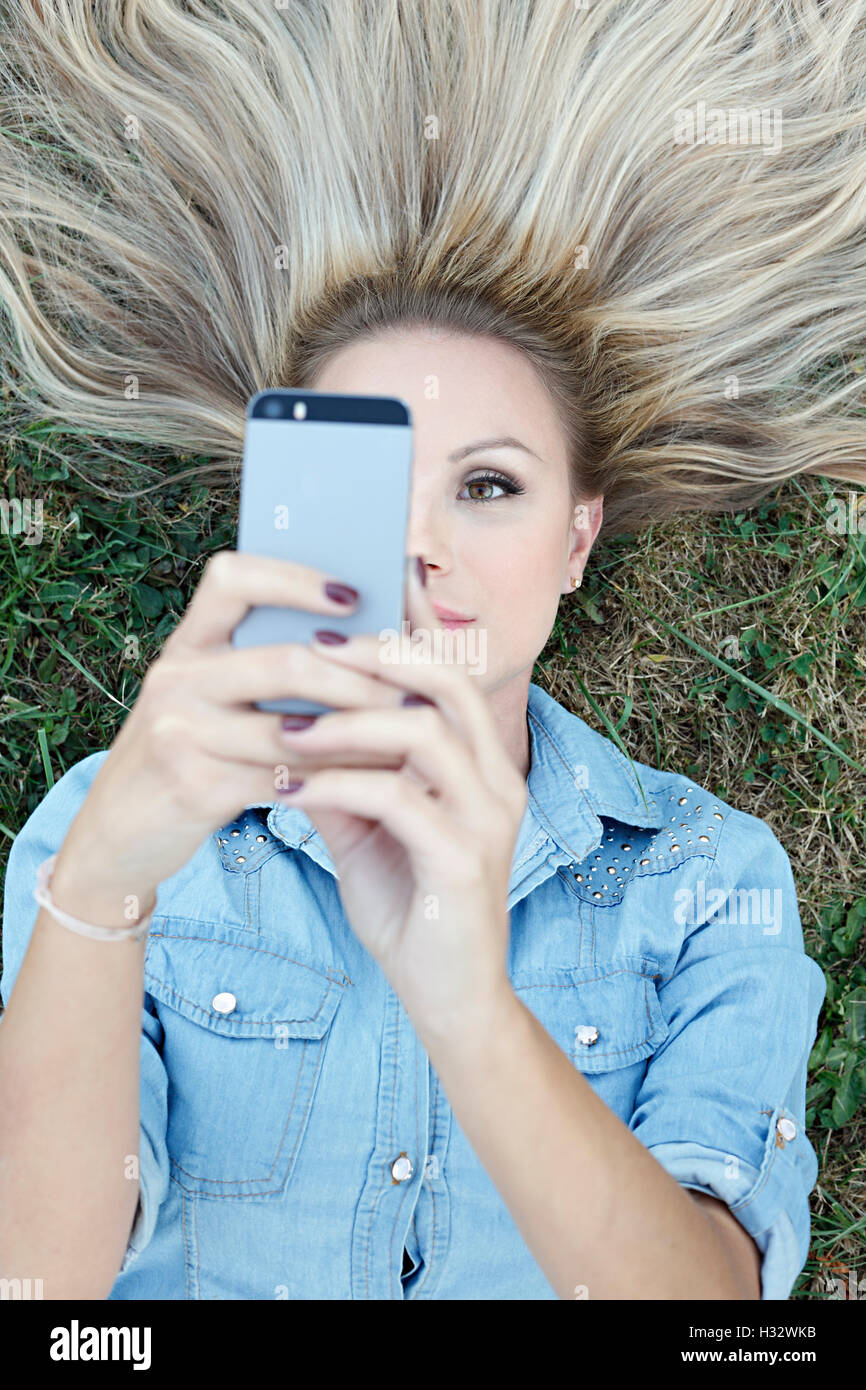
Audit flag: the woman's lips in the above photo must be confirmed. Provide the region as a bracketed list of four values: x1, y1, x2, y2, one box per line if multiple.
[433, 603, 475, 627]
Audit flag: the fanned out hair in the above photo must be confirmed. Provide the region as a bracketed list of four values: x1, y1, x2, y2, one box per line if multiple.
[0, 0, 864, 541]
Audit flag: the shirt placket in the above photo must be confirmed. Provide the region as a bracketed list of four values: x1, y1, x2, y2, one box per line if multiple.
[350, 982, 430, 1299]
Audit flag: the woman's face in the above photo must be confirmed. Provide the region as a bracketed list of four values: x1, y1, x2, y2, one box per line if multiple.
[311, 328, 603, 703]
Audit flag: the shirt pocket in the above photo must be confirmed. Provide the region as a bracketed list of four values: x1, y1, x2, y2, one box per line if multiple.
[143, 918, 349, 1200]
[510, 954, 669, 1075]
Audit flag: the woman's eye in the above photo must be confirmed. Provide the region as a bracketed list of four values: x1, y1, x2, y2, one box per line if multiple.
[459, 471, 524, 503]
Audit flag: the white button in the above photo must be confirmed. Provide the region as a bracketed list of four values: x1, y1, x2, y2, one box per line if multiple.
[212, 992, 237, 1015]
[391, 1154, 414, 1183]
[777, 1116, 797, 1142]
[575, 1024, 599, 1046]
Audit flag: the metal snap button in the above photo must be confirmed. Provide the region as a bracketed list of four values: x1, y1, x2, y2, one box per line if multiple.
[575, 1024, 599, 1046]
[212, 991, 237, 1015]
[390, 1153, 414, 1183]
[777, 1116, 797, 1143]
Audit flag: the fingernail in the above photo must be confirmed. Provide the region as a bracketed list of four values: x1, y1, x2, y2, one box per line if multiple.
[278, 776, 305, 793]
[402, 693, 436, 706]
[281, 715, 319, 731]
[415, 556, 427, 587]
[324, 581, 359, 605]
[313, 629, 349, 644]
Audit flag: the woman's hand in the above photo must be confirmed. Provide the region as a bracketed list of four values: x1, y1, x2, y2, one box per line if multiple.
[48, 550, 410, 920]
[277, 558, 528, 1036]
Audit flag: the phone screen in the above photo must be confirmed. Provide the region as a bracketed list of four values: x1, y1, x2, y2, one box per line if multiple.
[231, 388, 413, 715]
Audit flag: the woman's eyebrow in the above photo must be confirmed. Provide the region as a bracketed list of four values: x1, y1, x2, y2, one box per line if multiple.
[448, 436, 544, 463]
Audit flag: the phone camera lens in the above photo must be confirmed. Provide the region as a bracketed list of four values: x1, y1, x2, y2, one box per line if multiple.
[263, 396, 283, 417]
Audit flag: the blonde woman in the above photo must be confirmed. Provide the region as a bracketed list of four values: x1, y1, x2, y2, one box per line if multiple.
[0, 1, 863, 1301]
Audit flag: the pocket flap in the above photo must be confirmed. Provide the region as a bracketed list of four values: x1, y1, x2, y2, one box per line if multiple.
[144, 917, 347, 1040]
[511, 955, 668, 1072]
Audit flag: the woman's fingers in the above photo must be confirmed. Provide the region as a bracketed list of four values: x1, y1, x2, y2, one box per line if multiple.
[279, 704, 489, 817]
[152, 701, 406, 775]
[165, 549, 361, 652]
[151, 700, 491, 816]
[310, 629, 526, 814]
[147, 638, 409, 711]
[312, 552, 524, 809]
[279, 767, 468, 867]
[148, 552, 525, 827]
[402, 554, 442, 637]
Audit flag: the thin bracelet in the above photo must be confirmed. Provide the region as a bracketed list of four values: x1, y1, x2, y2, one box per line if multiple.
[33, 854, 154, 944]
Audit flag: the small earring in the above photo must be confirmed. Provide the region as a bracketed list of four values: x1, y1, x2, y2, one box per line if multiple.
[571, 575, 582, 590]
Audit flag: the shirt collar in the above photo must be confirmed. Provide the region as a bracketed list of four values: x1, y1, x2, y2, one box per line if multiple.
[522, 681, 668, 862]
[256, 682, 669, 881]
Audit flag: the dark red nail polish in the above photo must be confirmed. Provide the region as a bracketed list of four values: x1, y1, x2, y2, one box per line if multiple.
[281, 714, 318, 730]
[314, 629, 348, 644]
[279, 776, 305, 793]
[324, 581, 359, 605]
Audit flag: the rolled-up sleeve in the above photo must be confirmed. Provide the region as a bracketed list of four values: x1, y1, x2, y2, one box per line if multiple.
[630, 815, 827, 1300]
[0, 752, 170, 1275]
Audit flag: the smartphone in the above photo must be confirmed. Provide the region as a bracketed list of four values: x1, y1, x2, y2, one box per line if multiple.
[231, 387, 413, 715]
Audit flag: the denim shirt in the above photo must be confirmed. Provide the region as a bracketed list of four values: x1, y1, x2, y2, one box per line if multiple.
[1, 681, 826, 1300]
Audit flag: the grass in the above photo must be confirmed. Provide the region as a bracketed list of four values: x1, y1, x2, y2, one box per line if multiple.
[1, 414, 864, 1300]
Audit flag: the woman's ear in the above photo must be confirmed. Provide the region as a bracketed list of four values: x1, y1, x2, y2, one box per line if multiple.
[561, 496, 604, 593]
[574, 496, 604, 544]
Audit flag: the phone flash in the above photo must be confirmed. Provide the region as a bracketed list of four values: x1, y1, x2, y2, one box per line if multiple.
[293, 401, 307, 420]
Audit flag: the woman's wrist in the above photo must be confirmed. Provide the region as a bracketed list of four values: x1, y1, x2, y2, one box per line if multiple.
[47, 848, 159, 932]
[407, 974, 519, 1060]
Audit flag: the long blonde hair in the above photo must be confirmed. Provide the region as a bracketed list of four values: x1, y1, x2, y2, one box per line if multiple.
[1, 0, 864, 541]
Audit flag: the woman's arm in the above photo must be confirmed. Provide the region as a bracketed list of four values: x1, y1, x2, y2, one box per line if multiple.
[415, 988, 762, 1301]
[0, 550, 409, 1299]
[0, 854, 155, 1300]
